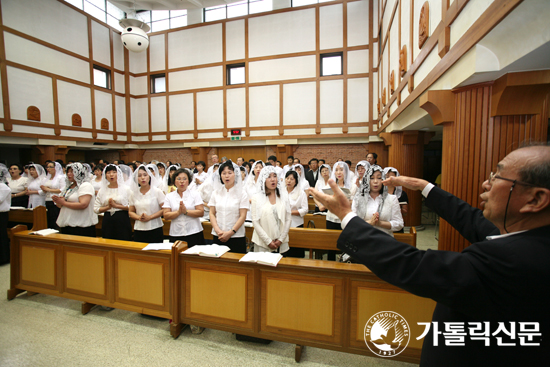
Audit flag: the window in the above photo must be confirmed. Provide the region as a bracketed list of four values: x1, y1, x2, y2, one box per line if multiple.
[292, 0, 335, 6]
[320, 52, 343, 76]
[204, 0, 273, 22]
[64, 0, 125, 32]
[93, 65, 111, 89]
[151, 74, 166, 93]
[227, 64, 245, 85]
[135, 10, 188, 31]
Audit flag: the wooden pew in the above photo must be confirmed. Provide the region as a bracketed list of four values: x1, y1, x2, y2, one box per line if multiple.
[7, 229, 173, 319]
[8, 206, 47, 231]
[307, 196, 316, 211]
[170, 243, 435, 364]
[303, 213, 327, 228]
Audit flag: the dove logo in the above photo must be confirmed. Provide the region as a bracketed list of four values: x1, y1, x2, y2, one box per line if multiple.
[364, 311, 410, 357]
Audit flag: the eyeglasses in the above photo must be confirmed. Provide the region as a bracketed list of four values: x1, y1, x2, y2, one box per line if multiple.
[488, 172, 537, 187]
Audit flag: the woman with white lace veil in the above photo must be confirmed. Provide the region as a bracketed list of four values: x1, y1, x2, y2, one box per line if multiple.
[245, 160, 265, 222]
[197, 163, 219, 221]
[94, 164, 132, 241]
[41, 161, 66, 229]
[323, 161, 355, 260]
[83, 163, 94, 180]
[239, 166, 248, 184]
[251, 166, 291, 255]
[164, 164, 179, 193]
[118, 164, 134, 186]
[26, 163, 47, 209]
[156, 162, 167, 183]
[354, 160, 369, 189]
[0, 164, 11, 265]
[284, 169, 308, 258]
[208, 160, 249, 253]
[313, 163, 332, 213]
[290, 163, 310, 191]
[52, 162, 98, 237]
[163, 168, 205, 246]
[383, 166, 409, 232]
[129, 165, 166, 244]
[146, 163, 161, 187]
[352, 165, 403, 237]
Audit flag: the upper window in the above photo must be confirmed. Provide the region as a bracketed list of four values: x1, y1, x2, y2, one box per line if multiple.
[64, 0, 125, 31]
[93, 65, 111, 89]
[320, 52, 343, 76]
[151, 74, 166, 94]
[136, 10, 188, 32]
[227, 64, 245, 85]
[205, 0, 273, 22]
[292, 0, 336, 6]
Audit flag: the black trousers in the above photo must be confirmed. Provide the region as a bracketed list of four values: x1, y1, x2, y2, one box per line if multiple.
[10, 195, 28, 208]
[102, 211, 132, 241]
[325, 220, 342, 261]
[60, 225, 96, 238]
[134, 227, 164, 244]
[284, 224, 305, 258]
[0, 211, 10, 264]
[213, 235, 247, 254]
[170, 231, 205, 248]
[46, 201, 60, 230]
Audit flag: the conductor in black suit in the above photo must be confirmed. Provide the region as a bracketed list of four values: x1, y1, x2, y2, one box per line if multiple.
[308, 144, 550, 366]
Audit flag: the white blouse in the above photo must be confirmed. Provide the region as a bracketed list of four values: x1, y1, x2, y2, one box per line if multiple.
[0, 184, 11, 212]
[245, 179, 260, 221]
[7, 177, 28, 194]
[57, 182, 98, 228]
[352, 193, 404, 237]
[251, 195, 291, 253]
[129, 187, 165, 231]
[208, 186, 249, 238]
[91, 178, 102, 193]
[42, 174, 66, 201]
[27, 177, 46, 208]
[194, 171, 208, 185]
[288, 189, 308, 228]
[163, 189, 204, 237]
[94, 186, 130, 215]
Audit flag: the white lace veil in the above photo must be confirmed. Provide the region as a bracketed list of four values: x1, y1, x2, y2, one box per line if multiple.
[246, 160, 265, 188]
[83, 163, 93, 179]
[99, 164, 130, 206]
[330, 161, 353, 189]
[27, 164, 46, 185]
[197, 164, 218, 204]
[118, 164, 134, 186]
[239, 166, 248, 184]
[0, 163, 9, 184]
[132, 164, 160, 195]
[355, 160, 369, 178]
[212, 160, 244, 197]
[318, 164, 332, 185]
[284, 170, 301, 202]
[163, 164, 179, 190]
[46, 162, 64, 180]
[61, 163, 90, 196]
[383, 167, 403, 199]
[354, 164, 387, 220]
[290, 164, 310, 190]
[146, 164, 161, 185]
[252, 166, 290, 222]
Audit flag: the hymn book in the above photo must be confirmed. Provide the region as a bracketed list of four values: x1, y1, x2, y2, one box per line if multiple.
[322, 187, 351, 196]
[183, 244, 230, 258]
[29, 229, 59, 236]
[239, 252, 283, 267]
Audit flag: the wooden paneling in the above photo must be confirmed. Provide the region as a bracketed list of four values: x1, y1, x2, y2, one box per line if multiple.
[116, 256, 166, 307]
[65, 248, 107, 297]
[21, 244, 56, 288]
[216, 146, 267, 162]
[439, 81, 548, 252]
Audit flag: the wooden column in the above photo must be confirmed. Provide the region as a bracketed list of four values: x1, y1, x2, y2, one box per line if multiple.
[276, 145, 294, 163]
[32, 146, 71, 165]
[118, 149, 145, 163]
[190, 147, 208, 165]
[381, 131, 433, 227]
[421, 72, 549, 252]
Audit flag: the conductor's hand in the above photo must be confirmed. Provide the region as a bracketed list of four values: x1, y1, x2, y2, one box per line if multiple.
[382, 175, 429, 191]
[307, 179, 351, 221]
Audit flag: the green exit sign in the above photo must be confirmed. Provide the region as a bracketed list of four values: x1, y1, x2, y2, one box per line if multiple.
[231, 136, 241, 141]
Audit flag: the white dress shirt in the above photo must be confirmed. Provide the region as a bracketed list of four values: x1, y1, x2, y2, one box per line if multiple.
[351, 194, 404, 236]
[94, 186, 131, 215]
[288, 188, 308, 228]
[208, 186, 249, 238]
[0, 184, 11, 212]
[163, 189, 204, 237]
[57, 182, 98, 228]
[43, 174, 66, 202]
[129, 187, 165, 231]
[7, 177, 27, 194]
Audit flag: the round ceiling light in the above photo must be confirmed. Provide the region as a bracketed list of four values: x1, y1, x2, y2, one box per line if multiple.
[119, 18, 150, 53]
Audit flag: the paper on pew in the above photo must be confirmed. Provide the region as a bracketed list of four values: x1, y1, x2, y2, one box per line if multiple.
[142, 243, 173, 251]
[10, 206, 29, 210]
[183, 244, 230, 258]
[29, 228, 60, 236]
[239, 252, 283, 267]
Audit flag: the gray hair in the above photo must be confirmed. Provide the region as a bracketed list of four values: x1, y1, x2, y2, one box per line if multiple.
[517, 142, 550, 190]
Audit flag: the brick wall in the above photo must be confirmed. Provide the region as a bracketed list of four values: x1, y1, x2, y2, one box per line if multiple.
[293, 144, 369, 168]
[143, 148, 193, 166]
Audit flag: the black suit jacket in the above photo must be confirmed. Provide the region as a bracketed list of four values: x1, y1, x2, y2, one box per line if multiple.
[338, 186, 550, 366]
[305, 169, 318, 189]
